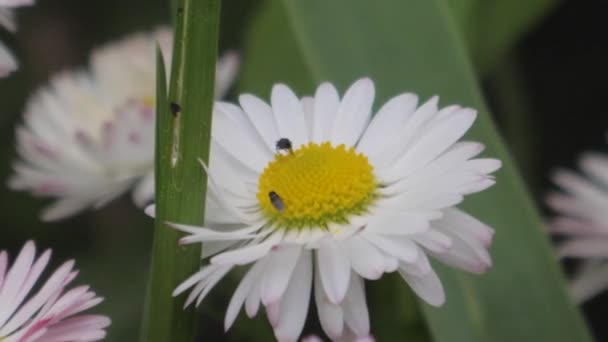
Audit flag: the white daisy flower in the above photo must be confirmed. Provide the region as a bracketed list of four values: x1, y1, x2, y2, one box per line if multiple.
[8, 27, 239, 221]
[547, 138, 608, 304]
[0, 0, 34, 77]
[0, 241, 110, 342]
[153, 78, 500, 341]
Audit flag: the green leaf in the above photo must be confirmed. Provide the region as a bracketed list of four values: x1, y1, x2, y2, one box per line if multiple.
[239, 0, 592, 341]
[446, 0, 558, 74]
[140, 0, 221, 341]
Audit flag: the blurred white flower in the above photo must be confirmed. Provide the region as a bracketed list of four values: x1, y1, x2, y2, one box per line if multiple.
[8, 27, 239, 221]
[0, 0, 33, 77]
[153, 78, 500, 341]
[0, 241, 110, 342]
[547, 141, 608, 303]
[301, 331, 374, 342]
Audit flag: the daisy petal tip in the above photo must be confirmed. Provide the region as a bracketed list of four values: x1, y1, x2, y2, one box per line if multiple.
[356, 76, 374, 88]
[144, 204, 156, 217]
[428, 295, 446, 308]
[23, 239, 36, 251]
[223, 50, 240, 64]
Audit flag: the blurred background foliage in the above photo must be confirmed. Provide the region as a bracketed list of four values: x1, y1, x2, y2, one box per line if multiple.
[0, 0, 606, 341]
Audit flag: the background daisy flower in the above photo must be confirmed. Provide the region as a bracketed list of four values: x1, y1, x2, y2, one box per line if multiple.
[150, 78, 501, 341]
[8, 27, 239, 221]
[547, 137, 608, 303]
[0, 241, 110, 342]
[0, 0, 33, 77]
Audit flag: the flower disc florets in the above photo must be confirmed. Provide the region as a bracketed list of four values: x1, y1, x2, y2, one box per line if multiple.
[257, 141, 377, 229]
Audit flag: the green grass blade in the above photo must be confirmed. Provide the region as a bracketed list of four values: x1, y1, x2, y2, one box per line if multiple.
[239, 0, 592, 341]
[140, 0, 221, 341]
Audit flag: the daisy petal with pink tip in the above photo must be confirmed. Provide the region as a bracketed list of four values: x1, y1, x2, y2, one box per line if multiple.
[0, 241, 109, 342]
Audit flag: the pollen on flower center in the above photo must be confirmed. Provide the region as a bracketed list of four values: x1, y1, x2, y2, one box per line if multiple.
[257, 141, 377, 229]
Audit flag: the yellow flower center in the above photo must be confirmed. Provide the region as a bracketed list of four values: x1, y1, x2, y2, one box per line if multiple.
[257, 142, 377, 229]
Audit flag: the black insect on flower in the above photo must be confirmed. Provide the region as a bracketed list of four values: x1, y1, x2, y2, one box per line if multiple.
[275, 138, 293, 154]
[268, 191, 285, 212]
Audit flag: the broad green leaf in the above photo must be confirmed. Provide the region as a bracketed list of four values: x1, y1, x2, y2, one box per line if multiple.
[239, 0, 592, 341]
[446, 0, 558, 74]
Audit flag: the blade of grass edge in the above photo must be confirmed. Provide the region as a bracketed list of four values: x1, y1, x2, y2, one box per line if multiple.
[140, 0, 221, 341]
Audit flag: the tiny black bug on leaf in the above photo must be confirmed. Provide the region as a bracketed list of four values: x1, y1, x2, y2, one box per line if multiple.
[170, 102, 181, 117]
[269, 191, 285, 212]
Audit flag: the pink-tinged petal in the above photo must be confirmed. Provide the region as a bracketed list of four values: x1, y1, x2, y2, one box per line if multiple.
[260, 245, 301, 305]
[346, 237, 385, 280]
[317, 239, 351, 304]
[314, 264, 344, 339]
[0, 241, 36, 327]
[342, 275, 370, 337]
[571, 263, 608, 304]
[558, 239, 608, 259]
[272, 251, 312, 342]
[398, 266, 445, 307]
[0, 241, 108, 341]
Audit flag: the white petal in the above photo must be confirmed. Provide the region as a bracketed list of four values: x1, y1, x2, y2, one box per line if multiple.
[346, 236, 385, 280]
[272, 251, 313, 342]
[357, 93, 418, 156]
[571, 262, 608, 304]
[0, 40, 16, 77]
[41, 198, 92, 222]
[317, 239, 351, 304]
[380, 108, 477, 182]
[0, 0, 34, 8]
[364, 234, 418, 263]
[314, 265, 344, 339]
[261, 245, 302, 305]
[398, 266, 445, 307]
[212, 102, 271, 171]
[211, 231, 283, 266]
[342, 275, 370, 337]
[271, 84, 308, 148]
[301, 96, 315, 142]
[330, 78, 375, 146]
[580, 152, 608, 185]
[0, 9, 15, 32]
[413, 230, 453, 253]
[214, 52, 239, 99]
[0, 241, 36, 327]
[0, 251, 7, 289]
[132, 171, 155, 207]
[224, 261, 265, 331]
[558, 238, 608, 259]
[371, 96, 439, 169]
[312, 82, 340, 143]
[365, 212, 430, 236]
[239, 94, 279, 151]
